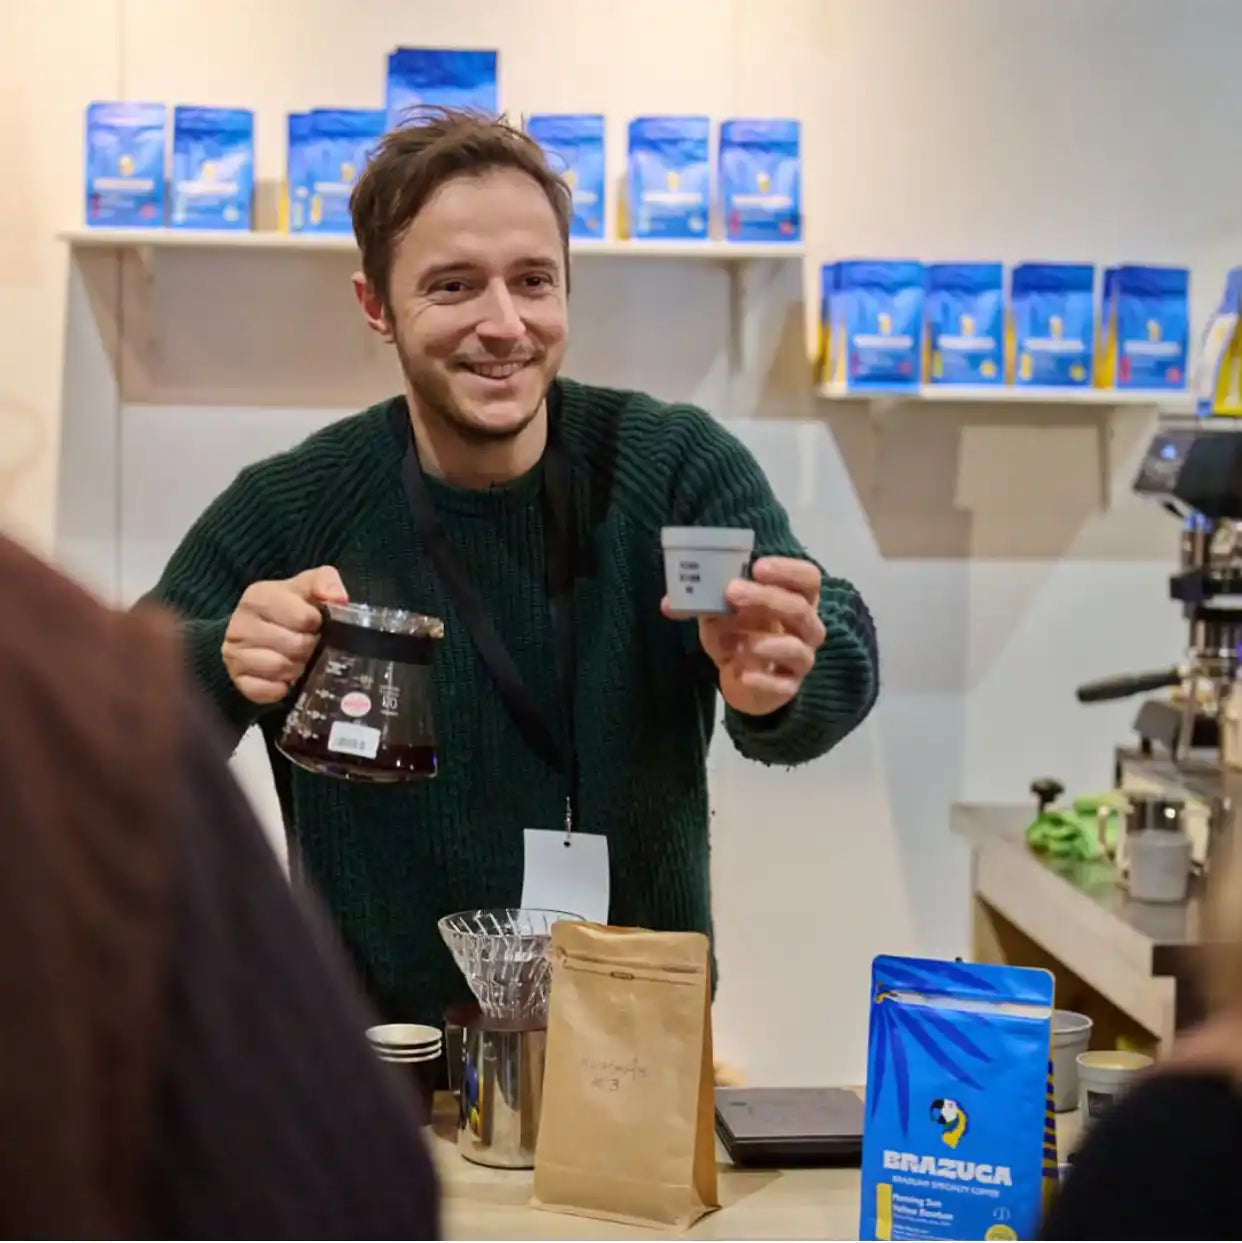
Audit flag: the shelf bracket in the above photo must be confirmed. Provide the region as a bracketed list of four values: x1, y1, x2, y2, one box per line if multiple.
[724, 260, 745, 378]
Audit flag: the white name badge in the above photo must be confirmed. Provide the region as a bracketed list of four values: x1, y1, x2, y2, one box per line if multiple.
[520, 828, 610, 925]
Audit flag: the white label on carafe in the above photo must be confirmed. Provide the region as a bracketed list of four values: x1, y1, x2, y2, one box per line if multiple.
[327, 720, 381, 759]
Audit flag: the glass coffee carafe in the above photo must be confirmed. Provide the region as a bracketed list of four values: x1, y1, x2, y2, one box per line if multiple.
[277, 602, 444, 783]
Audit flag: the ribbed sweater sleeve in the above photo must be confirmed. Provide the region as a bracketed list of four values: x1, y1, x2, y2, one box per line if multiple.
[144, 464, 294, 742]
[665, 405, 879, 765]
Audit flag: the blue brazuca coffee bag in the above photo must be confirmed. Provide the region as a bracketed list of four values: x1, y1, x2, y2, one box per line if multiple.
[85, 102, 167, 228]
[830, 260, 925, 390]
[525, 114, 605, 239]
[860, 955, 1054, 1242]
[170, 106, 254, 230]
[718, 118, 801, 243]
[293, 108, 386, 234]
[1114, 265, 1189, 389]
[1008, 263, 1095, 386]
[924, 263, 1004, 386]
[626, 116, 710, 240]
[386, 48, 498, 132]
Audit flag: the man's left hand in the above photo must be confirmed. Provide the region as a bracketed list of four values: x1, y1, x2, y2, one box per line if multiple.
[662, 556, 825, 718]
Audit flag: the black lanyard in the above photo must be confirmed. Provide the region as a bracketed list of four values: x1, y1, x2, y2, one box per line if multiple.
[391, 392, 578, 834]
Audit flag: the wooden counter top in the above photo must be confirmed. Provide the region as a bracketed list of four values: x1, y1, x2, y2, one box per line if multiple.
[952, 801, 1210, 1047]
[428, 1094, 859, 1240]
[430, 1092, 1080, 1240]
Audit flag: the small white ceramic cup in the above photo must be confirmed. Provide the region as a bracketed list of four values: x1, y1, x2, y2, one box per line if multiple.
[661, 526, 755, 615]
[366, 1022, 442, 1056]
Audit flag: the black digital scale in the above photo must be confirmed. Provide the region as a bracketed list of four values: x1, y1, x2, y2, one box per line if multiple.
[714, 1087, 865, 1168]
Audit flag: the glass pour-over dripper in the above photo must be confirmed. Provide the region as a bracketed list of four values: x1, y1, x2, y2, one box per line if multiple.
[438, 908, 582, 1025]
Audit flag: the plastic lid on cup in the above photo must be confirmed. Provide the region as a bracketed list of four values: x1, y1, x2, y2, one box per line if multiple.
[660, 526, 755, 552]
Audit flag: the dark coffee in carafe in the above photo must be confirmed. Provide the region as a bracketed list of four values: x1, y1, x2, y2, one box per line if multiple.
[278, 603, 444, 783]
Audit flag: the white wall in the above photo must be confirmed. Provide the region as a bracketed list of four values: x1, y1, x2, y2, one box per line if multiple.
[14, 0, 1240, 1085]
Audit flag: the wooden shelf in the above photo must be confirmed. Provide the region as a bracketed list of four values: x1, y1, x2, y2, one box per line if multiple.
[816, 381, 1193, 412]
[61, 227, 805, 263]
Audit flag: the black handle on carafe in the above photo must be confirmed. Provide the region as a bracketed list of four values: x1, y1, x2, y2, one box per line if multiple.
[283, 604, 330, 712]
[1075, 667, 1182, 704]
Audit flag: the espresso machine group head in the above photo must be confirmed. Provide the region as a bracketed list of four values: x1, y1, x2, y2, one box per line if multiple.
[1076, 419, 1242, 761]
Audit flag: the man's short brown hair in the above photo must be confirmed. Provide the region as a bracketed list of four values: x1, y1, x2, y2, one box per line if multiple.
[350, 108, 573, 313]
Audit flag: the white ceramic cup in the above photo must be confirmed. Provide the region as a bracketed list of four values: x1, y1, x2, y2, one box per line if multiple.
[1051, 1010, 1093, 1113]
[661, 526, 755, 615]
[366, 1022, 442, 1055]
[1076, 1049, 1152, 1126]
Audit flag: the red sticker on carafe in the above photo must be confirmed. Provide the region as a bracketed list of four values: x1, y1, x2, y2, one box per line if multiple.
[340, 691, 372, 718]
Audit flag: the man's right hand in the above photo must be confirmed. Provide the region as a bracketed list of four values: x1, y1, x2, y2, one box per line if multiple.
[223, 566, 349, 704]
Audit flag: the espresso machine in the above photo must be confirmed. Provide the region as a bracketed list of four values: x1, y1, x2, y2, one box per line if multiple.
[1075, 418, 1242, 869]
[1077, 419, 1242, 760]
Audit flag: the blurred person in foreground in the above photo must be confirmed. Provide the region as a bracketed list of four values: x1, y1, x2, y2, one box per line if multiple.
[1040, 846, 1242, 1239]
[0, 534, 438, 1238]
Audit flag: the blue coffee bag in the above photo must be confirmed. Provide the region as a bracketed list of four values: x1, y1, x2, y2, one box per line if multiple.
[925, 263, 1004, 386]
[1008, 263, 1095, 386]
[1113, 265, 1189, 389]
[526, 114, 605, 239]
[84, 102, 167, 228]
[284, 113, 313, 233]
[830, 260, 925, 390]
[296, 109, 386, 234]
[718, 118, 801, 243]
[386, 48, 498, 131]
[626, 116, 710, 240]
[860, 956, 1054, 1242]
[170, 106, 254, 230]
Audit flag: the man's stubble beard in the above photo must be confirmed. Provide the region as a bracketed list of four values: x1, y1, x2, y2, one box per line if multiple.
[396, 338, 548, 446]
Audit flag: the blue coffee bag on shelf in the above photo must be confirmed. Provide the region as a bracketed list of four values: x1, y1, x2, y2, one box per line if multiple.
[626, 116, 710, 240]
[284, 113, 313, 233]
[386, 48, 498, 131]
[859, 955, 1055, 1242]
[924, 262, 1004, 385]
[298, 108, 386, 234]
[1109, 265, 1190, 389]
[84, 101, 167, 228]
[718, 118, 801, 243]
[169, 106, 254, 230]
[1008, 263, 1095, 386]
[829, 260, 925, 390]
[525, 114, 605, 239]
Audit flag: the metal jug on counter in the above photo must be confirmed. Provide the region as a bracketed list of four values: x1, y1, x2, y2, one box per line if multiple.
[439, 908, 582, 1169]
[277, 602, 444, 782]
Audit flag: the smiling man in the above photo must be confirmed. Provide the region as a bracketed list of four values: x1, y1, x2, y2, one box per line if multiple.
[147, 109, 879, 1030]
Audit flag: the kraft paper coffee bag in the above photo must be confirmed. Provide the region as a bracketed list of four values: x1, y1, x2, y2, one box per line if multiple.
[859, 955, 1054, 1241]
[533, 923, 719, 1231]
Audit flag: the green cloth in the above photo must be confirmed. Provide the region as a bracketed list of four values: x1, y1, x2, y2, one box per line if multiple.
[1026, 792, 1125, 861]
[146, 379, 879, 1024]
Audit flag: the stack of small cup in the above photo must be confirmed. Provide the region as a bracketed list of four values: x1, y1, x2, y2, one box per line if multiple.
[366, 1023, 442, 1118]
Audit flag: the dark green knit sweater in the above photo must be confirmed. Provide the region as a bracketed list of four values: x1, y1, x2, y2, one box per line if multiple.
[149, 379, 878, 1025]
